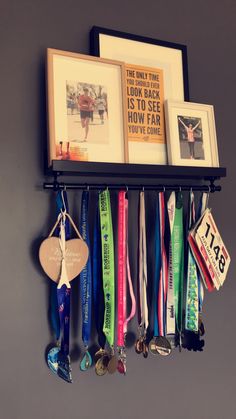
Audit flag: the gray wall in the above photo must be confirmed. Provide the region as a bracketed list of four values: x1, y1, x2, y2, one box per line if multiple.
[1, 1, 236, 419]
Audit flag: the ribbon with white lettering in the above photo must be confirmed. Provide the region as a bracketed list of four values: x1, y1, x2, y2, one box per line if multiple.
[171, 192, 184, 346]
[185, 191, 199, 332]
[80, 190, 92, 370]
[99, 189, 115, 349]
[166, 192, 176, 337]
[57, 213, 72, 383]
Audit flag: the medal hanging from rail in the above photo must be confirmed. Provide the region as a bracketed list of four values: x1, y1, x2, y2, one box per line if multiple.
[95, 189, 117, 376]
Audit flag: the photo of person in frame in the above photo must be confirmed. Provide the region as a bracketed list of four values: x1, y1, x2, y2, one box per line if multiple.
[177, 116, 205, 160]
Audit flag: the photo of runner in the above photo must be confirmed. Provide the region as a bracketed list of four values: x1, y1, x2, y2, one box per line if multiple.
[66, 81, 109, 143]
[177, 115, 205, 160]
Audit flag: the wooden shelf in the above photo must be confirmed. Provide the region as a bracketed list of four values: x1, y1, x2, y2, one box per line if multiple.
[47, 160, 226, 181]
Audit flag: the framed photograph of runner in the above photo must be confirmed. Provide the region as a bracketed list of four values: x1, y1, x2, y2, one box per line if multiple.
[46, 48, 128, 166]
[90, 26, 189, 165]
[164, 100, 219, 167]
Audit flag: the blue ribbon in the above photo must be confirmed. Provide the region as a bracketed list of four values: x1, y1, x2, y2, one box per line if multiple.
[80, 191, 92, 347]
[57, 285, 71, 356]
[154, 196, 161, 337]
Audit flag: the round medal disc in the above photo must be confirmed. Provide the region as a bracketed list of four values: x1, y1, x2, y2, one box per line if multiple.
[149, 338, 159, 355]
[155, 336, 172, 356]
[107, 355, 118, 374]
[95, 355, 109, 376]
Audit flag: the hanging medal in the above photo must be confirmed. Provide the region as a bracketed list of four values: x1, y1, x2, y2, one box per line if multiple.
[80, 190, 93, 371]
[117, 191, 136, 374]
[39, 207, 89, 382]
[166, 192, 176, 347]
[93, 196, 107, 368]
[169, 191, 184, 349]
[57, 217, 72, 383]
[149, 192, 171, 356]
[47, 191, 69, 376]
[185, 191, 199, 333]
[96, 189, 116, 376]
[135, 190, 149, 358]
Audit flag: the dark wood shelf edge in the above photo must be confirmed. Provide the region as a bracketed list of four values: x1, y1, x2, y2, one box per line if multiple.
[46, 160, 226, 181]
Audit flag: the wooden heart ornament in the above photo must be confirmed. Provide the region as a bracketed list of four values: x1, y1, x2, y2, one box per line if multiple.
[39, 237, 89, 283]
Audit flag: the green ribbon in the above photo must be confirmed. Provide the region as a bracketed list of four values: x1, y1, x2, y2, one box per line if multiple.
[185, 192, 199, 332]
[99, 190, 115, 348]
[171, 192, 184, 334]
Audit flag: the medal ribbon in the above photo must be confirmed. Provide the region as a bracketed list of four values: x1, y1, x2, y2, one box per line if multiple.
[157, 192, 168, 336]
[166, 192, 176, 335]
[57, 214, 72, 382]
[80, 190, 92, 347]
[117, 191, 127, 347]
[99, 189, 115, 348]
[171, 192, 184, 336]
[138, 191, 148, 336]
[93, 197, 106, 348]
[185, 191, 199, 332]
[117, 191, 136, 347]
[153, 195, 161, 337]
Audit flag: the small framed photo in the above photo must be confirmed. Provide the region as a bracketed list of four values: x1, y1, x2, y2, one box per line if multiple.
[46, 48, 128, 166]
[90, 26, 189, 165]
[164, 100, 219, 167]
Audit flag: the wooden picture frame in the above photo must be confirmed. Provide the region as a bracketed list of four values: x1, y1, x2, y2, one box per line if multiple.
[90, 26, 189, 165]
[46, 48, 128, 166]
[164, 100, 219, 167]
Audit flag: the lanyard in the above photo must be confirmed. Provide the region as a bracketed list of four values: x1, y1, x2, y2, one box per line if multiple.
[171, 192, 184, 344]
[138, 191, 148, 336]
[80, 191, 92, 347]
[93, 197, 106, 349]
[157, 192, 168, 336]
[166, 192, 176, 336]
[99, 189, 115, 349]
[117, 191, 136, 373]
[117, 191, 127, 348]
[57, 214, 72, 383]
[185, 191, 199, 332]
[153, 195, 161, 337]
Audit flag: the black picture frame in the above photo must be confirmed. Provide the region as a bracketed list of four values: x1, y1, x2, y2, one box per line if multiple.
[90, 26, 190, 101]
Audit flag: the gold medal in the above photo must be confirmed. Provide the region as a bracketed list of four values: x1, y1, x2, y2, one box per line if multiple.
[95, 355, 109, 376]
